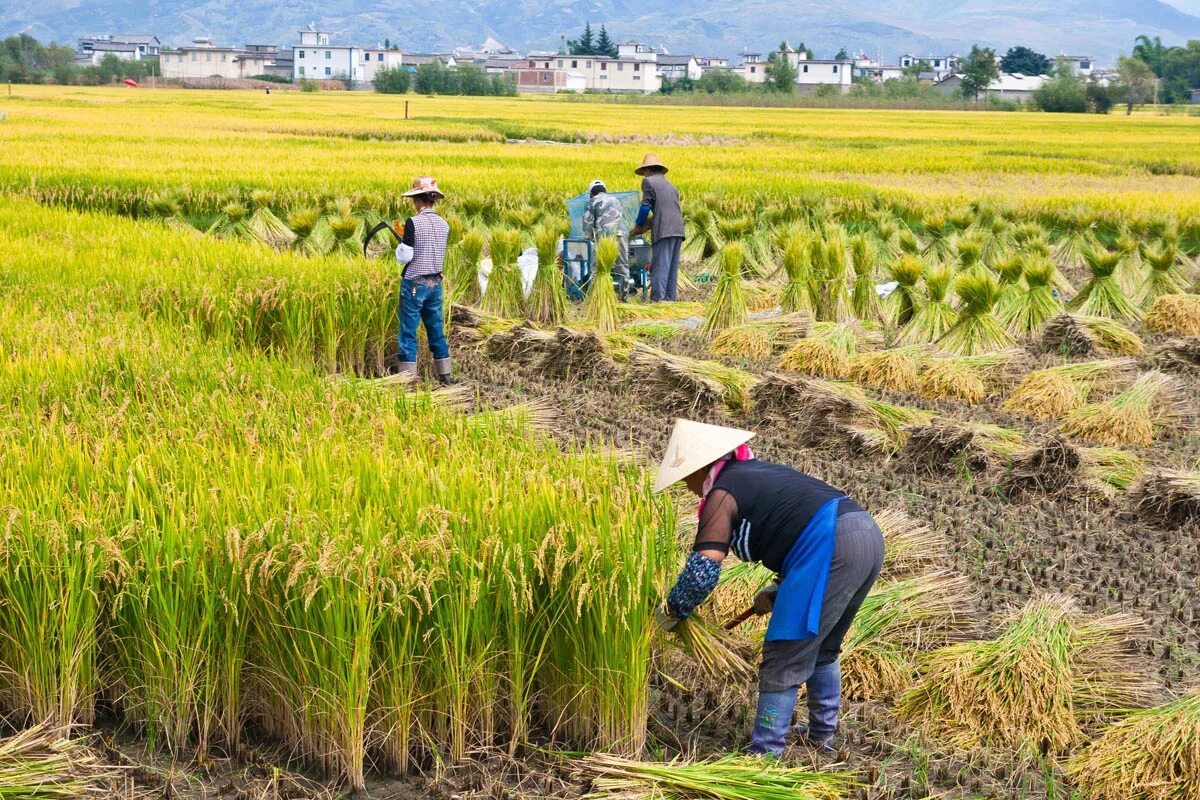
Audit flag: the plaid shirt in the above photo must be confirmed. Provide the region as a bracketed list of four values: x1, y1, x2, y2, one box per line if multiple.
[404, 208, 449, 279]
[582, 192, 627, 240]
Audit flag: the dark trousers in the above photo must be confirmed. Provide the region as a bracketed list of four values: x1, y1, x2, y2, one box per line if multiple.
[758, 511, 885, 693]
[650, 236, 683, 302]
[397, 277, 449, 362]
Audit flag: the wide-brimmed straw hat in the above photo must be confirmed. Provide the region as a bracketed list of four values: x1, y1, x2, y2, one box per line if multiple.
[402, 176, 445, 198]
[634, 153, 668, 176]
[653, 419, 756, 493]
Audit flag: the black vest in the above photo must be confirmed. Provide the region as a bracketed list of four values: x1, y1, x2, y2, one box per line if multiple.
[710, 460, 862, 573]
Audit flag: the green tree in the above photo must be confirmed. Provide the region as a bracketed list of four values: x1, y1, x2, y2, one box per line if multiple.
[1000, 46, 1051, 75]
[456, 64, 492, 95]
[1132, 34, 1167, 77]
[1159, 39, 1200, 104]
[834, 47, 849, 60]
[696, 69, 747, 93]
[1117, 54, 1156, 114]
[794, 41, 814, 59]
[414, 60, 456, 94]
[373, 65, 411, 93]
[903, 58, 931, 79]
[1033, 61, 1088, 112]
[490, 73, 517, 96]
[595, 25, 617, 58]
[764, 41, 797, 92]
[959, 45, 1000, 101]
[568, 22, 596, 56]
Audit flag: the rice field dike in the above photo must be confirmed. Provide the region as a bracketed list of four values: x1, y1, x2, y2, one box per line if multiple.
[0, 84, 1198, 800]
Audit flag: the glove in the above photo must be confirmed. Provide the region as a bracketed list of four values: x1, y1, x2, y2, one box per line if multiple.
[656, 606, 680, 633]
[752, 581, 779, 616]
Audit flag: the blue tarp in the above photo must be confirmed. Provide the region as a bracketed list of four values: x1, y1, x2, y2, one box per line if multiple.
[565, 191, 640, 239]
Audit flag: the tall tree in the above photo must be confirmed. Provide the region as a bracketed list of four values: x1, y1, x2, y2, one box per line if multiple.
[568, 22, 595, 56]
[1117, 54, 1156, 113]
[1132, 34, 1166, 77]
[834, 47, 849, 60]
[595, 25, 617, 58]
[794, 41, 814, 59]
[764, 42, 797, 92]
[1000, 46, 1051, 75]
[959, 45, 1000, 101]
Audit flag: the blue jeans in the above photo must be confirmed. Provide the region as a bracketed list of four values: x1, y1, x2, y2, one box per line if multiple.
[398, 278, 449, 362]
[650, 237, 683, 302]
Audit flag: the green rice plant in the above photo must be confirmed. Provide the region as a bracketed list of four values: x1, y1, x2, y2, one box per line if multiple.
[1112, 228, 1144, 293]
[709, 313, 810, 360]
[1002, 358, 1137, 420]
[993, 254, 1025, 315]
[849, 235, 885, 323]
[1069, 690, 1200, 800]
[526, 223, 569, 324]
[483, 229, 525, 318]
[1140, 243, 1188, 307]
[584, 237, 622, 333]
[247, 189, 295, 248]
[840, 572, 976, 701]
[207, 201, 259, 242]
[952, 232, 986, 275]
[448, 228, 485, 306]
[885, 256, 925, 326]
[997, 258, 1063, 337]
[900, 266, 958, 344]
[807, 228, 852, 322]
[1067, 248, 1143, 323]
[936, 272, 1014, 355]
[288, 207, 331, 256]
[921, 211, 955, 263]
[780, 227, 813, 313]
[328, 213, 364, 257]
[701, 242, 749, 337]
[1042, 313, 1144, 357]
[1059, 370, 1190, 447]
[899, 594, 1154, 754]
[580, 753, 850, 800]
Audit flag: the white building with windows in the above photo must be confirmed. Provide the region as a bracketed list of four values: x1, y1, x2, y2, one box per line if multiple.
[291, 29, 402, 82]
[853, 54, 904, 82]
[899, 53, 960, 80]
[786, 51, 854, 93]
[737, 52, 766, 83]
[522, 50, 660, 93]
[160, 38, 273, 79]
[657, 54, 701, 82]
[1057, 55, 1096, 76]
[78, 34, 161, 62]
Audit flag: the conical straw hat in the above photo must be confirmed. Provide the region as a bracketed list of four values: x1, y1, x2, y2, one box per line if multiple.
[653, 419, 756, 493]
[635, 152, 668, 175]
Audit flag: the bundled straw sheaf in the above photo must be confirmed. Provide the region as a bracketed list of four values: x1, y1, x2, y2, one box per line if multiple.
[1002, 358, 1138, 420]
[1144, 294, 1200, 337]
[1129, 469, 1200, 528]
[0, 723, 115, 798]
[1058, 371, 1193, 447]
[709, 313, 811, 361]
[1007, 437, 1144, 499]
[1042, 313, 1144, 358]
[899, 594, 1155, 754]
[630, 344, 759, 413]
[579, 753, 851, 800]
[902, 419, 1025, 474]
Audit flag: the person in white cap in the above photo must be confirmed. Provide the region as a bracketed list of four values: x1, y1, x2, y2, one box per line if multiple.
[396, 176, 453, 384]
[581, 179, 630, 298]
[653, 419, 885, 757]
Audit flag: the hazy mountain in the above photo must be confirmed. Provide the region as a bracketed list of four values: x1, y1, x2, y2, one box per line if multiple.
[3, 0, 1199, 63]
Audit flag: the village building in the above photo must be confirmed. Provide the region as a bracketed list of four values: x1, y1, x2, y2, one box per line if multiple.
[515, 47, 661, 93]
[900, 53, 960, 80]
[289, 29, 402, 82]
[511, 58, 587, 93]
[1057, 54, 1096, 76]
[853, 54, 904, 82]
[402, 53, 459, 70]
[160, 38, 274, 80]
[737, 52, 766, 83]
[76, 34, 161, 65]
[935, 71, 1048, 102]
[657, 55, 702, 82]
[787, 50, 854, 93]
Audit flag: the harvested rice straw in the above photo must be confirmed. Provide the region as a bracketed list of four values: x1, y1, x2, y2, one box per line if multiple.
[526, 223, 570, 324]
[1068, 690, 1200, 800]
[899, 594, 1154, 754]
[849, 347, 925, 393]
[997, 258, 1063, 338]
[1059, 371, 1191, 447]
[777, 338, 852, 379]
[850, 234, 886, 323]
[952, 233, 986, 275]
[936, 272, 1014, 356]
[874, 508, 948, 579]
[900, 266, 958, 345]
[744, 281, 783, 313]
[916, 348, 1026, 405]
[1001, 358, 1138, 420]
[709, 313, 811, 361]
[993, 255, 1026, 314]
[630, 344, 759, 413]
[668, 613, 756, 684]
[584, 237, 622, 333]
[885, 256, 925, 326]
[288, 207, 329, 256]
[482, 229, 525, 317]
[579, 753, 850, 800]
[841, 572, 976, 701]
[617, 301, 706, 322]
[485, 322, 557, 365]
[1154, 336, 1200, 373]
[247, 190, 295, 249]
[207, 201, 259, 242]
[621, 320, 686, 340]
[1067, 248, 1143, 323]
[780, 227, 814, 313]
[1129, 468, 1200, 528]
[0, 722, 114, 798]
[1144, 294, 1200, 336]
[807, 228, 852, 323]
[1112, 229, 1144, 294]
[902, 419, 1025, 472]
[447, 228, 486, 306]
[921, 211, 955, 263]
[702, 242, 750, 337]
[1042, 313, 1144, 357]
[1079, 446, 1145, 498]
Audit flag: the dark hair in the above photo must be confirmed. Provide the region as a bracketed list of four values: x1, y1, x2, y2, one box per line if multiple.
[589, 185, 605, 197]
[411, 193, 438, 205]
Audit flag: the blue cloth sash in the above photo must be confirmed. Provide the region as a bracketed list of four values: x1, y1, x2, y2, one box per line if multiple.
[764, 496, 842, 642]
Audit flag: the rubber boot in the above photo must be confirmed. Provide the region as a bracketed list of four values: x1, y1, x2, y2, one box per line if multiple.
[397, 361, 418, 379]
[434, 357, 454, 385]
[803, 660, 841, 752]
[747, 689, 798, 757]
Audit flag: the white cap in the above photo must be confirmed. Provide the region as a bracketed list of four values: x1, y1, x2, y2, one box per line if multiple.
[653, 419, 756, 493]
[588, 179, 606, 193]
[395, 242, 414, 266]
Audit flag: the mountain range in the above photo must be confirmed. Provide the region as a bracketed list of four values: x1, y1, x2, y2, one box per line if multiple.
[3, 0, 1200, 64]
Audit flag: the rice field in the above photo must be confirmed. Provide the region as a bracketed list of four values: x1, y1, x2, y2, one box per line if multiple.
[0, 85, 1198, 799]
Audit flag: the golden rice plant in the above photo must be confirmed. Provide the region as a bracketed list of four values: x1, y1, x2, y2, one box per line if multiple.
[899, 594, 1154, 754]
[667, 614, 755, 683]
[1068, 690, 1200, 800]
[777, 322, 874, 379]
[1144, 293, 1200, 336]
[1058, 370, 1191, 447]
[916, 349, 1026, 405]
[288, 207, 331, 256]
[1002, 358, 1137, 420]
[936, 271, 1014, 356]
[1067, 247, 1143, 323]
[526, 223, 569, 324]
[900, 266, 958, 344]
[997, 258, 1063, 337]
[807, 228, 852, 322]
[849, 347, 925, 393]
[885, 256, 925, 326]
[1140, 243, 1188, 307]
[448, 228, 485, 306]
[247, 189, 295, 248]
[701, 242, 749, 337]
[584, 237, 622, 333]
[483, 229, 525, 317]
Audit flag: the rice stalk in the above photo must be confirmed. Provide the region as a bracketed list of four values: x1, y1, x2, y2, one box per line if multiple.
[915, 349, 1026, 405]
[850, 234, 885, 323]
[1002, 358, 1138, 420]
[579, 753, 850, 800]
[583, 237, 622, 334]
[701, 242, 749, 337]
[667, 614, 756, 684]
[630, 344, 759, 413]
[849, 347, 925, 393]
[526, 223, 570, 324]
[1140, 243, 1188, 308]
[483, 230, 525, 318]
[1059, 371, 1191, 447]
[448, 228, 485, 306]
[902, 419, 1026, 473]
[807, 229, 852, 323]
[996, 258, 1063, 338]
[1067, 248, 1143, 323]
[1144, 294, 1200, 336]
[0, 723, 113, 798]
[1129, 469, 1200, 528]
[1042, 313, 1144, 358]
[900, 266, 958, 344]
[936, 272, 1014, 356]
[288, 207, 331, 256]
[709, 313, 811, 361]
[776, 322, 873, 379]
[874, 508, 948, 579]
[780, 227, 813, 313]
[885, 256, 925, 327]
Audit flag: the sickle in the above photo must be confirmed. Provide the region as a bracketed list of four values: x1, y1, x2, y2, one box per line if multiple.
[363, 220, 402, 257]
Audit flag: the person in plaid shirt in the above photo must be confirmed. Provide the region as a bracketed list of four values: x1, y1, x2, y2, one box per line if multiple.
[582, 179, 631, 297]
[395, 176, 453, 384]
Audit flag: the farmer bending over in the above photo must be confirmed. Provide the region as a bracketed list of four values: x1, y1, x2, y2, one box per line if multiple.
[655, 419, 884, 756]
[396, 176, 453, 384]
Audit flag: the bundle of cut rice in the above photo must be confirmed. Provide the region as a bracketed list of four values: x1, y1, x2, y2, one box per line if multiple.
[485, 321, 557, 365]
[849, 347, 926, 393]
[902, 419, 1025, 474]
[1007, 438, 1144, 499]
[631, 344, 758, 413]
[1129, 468, 1200, 528]
[1144, 293, 1200, 337]
[1002, 358, 1138, 420]
[1041, 313, 1144, 358]
[917, 348, 1029, 405]
[1058, 371, 1193, 448]
[1153, 336, 1200, 372]
[709, 313, 811, 361]
[874, 508, 948, 579]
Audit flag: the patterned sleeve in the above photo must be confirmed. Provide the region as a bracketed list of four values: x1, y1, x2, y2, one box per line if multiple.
[666, 551, 722, 620]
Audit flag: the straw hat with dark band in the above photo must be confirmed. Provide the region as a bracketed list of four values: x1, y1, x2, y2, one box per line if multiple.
[402, 176, 445, 198]
[635, 153, 669, 176]
[653, 419, 756, 492]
